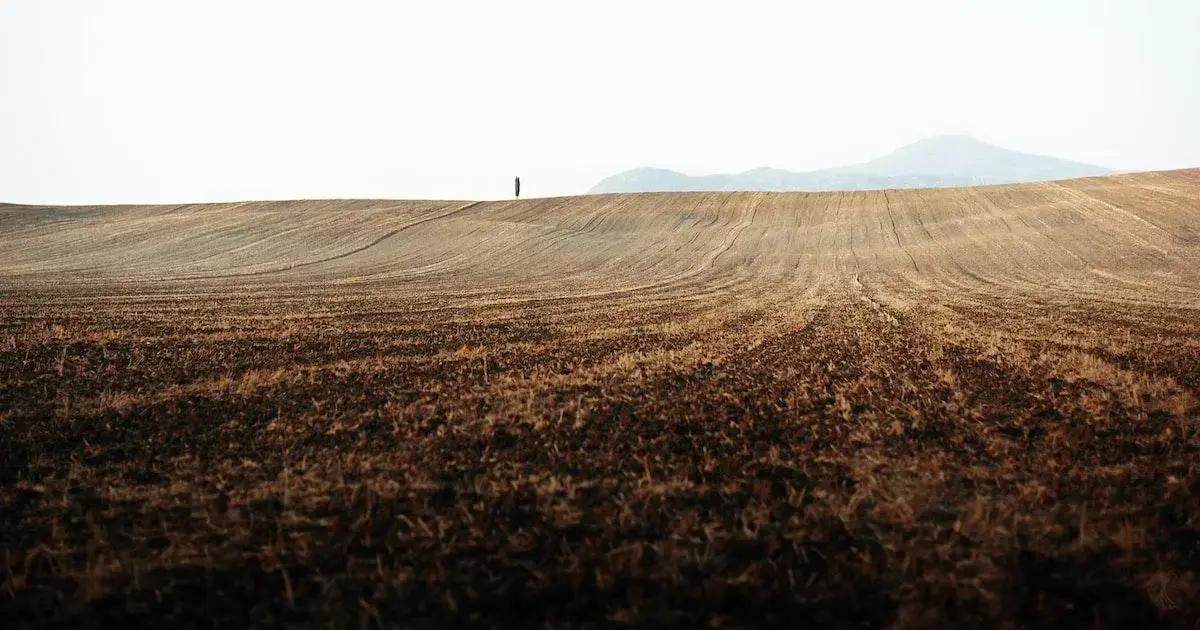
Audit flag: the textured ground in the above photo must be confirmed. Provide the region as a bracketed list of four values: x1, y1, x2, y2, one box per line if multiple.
[2, 170, 1199, 627]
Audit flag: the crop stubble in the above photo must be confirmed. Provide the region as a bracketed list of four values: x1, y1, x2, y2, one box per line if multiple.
[1, 171, 1199, 626]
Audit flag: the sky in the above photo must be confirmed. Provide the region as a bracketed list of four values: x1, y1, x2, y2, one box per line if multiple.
[2, 0, 1198, 203]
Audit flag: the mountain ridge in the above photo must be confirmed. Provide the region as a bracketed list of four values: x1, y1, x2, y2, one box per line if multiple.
[589, 135, 1110, 194]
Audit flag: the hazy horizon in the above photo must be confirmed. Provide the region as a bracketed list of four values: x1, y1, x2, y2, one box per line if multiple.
[3, 0, 1199, 204]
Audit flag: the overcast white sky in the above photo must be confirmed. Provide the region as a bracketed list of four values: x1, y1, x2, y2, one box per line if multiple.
[2, 0, 1198, 203]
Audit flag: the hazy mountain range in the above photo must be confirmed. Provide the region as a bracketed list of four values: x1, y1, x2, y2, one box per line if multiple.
[589, 135, 1110, 194]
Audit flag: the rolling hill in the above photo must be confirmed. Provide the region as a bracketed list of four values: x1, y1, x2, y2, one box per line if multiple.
[589, 135, 1110, 193]
[2, 170, 1190, 291]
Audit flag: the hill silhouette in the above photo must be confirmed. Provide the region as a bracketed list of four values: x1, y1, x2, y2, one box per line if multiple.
[589, 135, 1109, 193]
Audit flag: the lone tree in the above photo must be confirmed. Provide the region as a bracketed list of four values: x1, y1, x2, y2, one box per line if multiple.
[514, 176, 520, 198]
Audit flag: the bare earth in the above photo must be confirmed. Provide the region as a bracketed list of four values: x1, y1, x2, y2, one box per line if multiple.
[2, 170, 1199, 627]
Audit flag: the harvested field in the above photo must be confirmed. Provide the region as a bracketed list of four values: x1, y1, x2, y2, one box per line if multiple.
[2, 170, 1199, 627]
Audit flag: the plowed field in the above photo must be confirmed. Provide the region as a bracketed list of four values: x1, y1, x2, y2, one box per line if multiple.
[2, 171, 1199, 627]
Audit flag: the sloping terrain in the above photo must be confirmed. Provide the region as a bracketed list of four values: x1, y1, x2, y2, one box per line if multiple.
[1, 170, 1199, 627]
[590, 135, 1110, 192]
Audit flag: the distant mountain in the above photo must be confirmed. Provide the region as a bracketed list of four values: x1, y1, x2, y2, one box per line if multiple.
[589, 135, 1110, 194]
